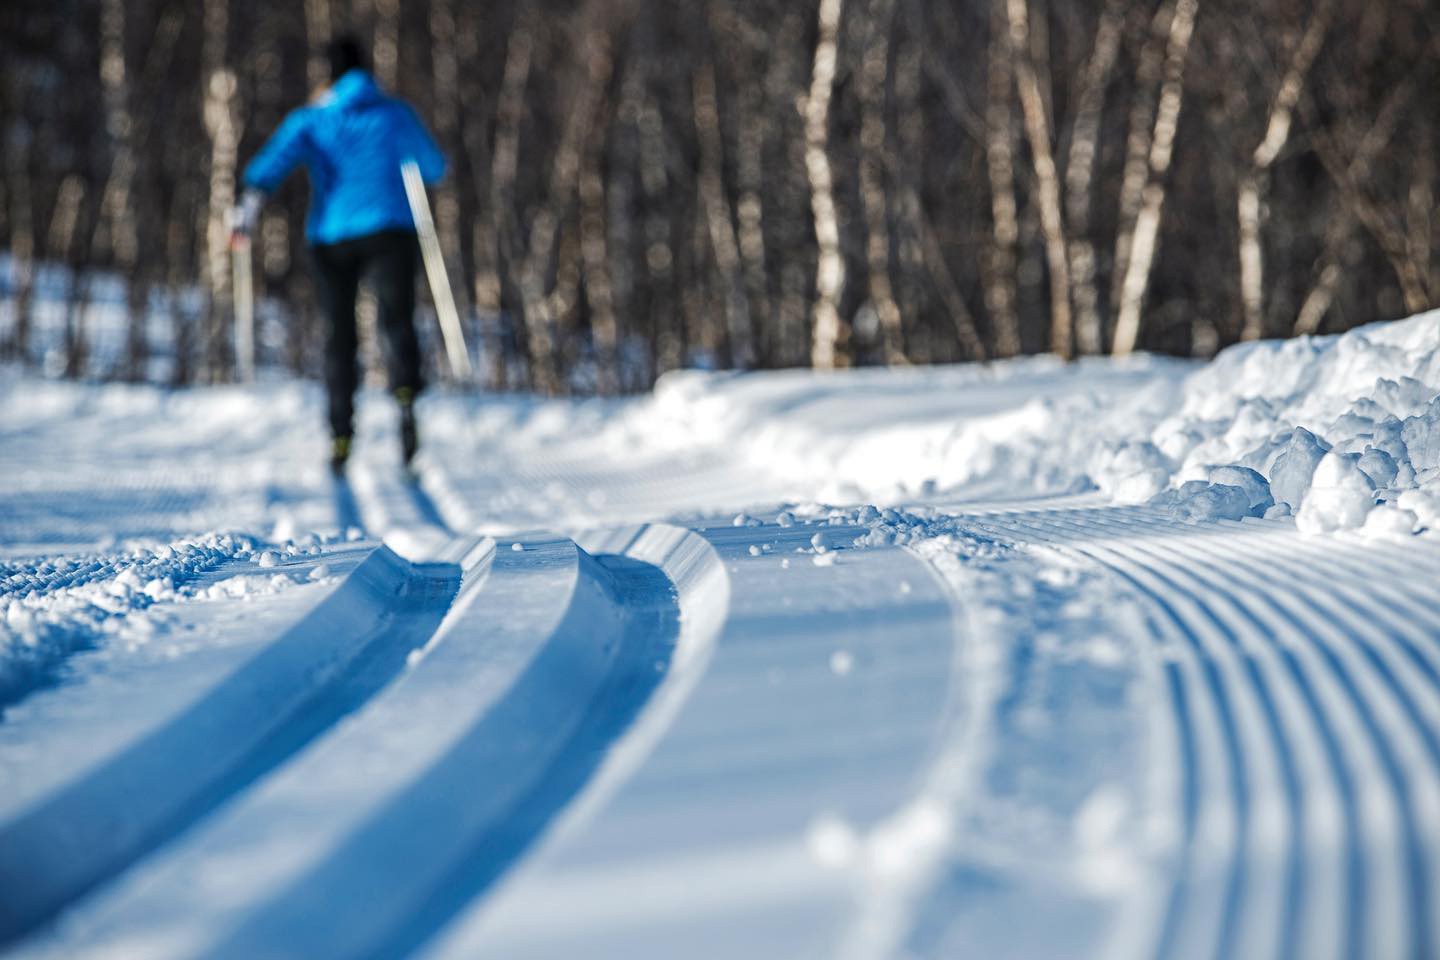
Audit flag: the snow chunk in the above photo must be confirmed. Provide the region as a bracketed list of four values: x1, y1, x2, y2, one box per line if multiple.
[1402, 396, 1440, 473]
[1269, 428, 1331, 511]
[1150, 481, 1254, 523]
[1356, 447, 1400, 491]
[1360, 504, 1420, 541]
[1091, 441, 1171, 504]
[1206, 465, 1274, 516]
[1397, 489, 1440, 531]
[1296, 451, 1377, 534]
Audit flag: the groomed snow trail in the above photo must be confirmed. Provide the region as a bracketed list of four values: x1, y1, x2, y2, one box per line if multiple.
[3, 315, 1439, 959]
[961, 504, 1440, 960]
[0, 543, 461, 947]
[423, 520, 958, 959]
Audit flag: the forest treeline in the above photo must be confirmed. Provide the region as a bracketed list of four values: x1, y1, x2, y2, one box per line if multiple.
[1, 0, 1438, 392]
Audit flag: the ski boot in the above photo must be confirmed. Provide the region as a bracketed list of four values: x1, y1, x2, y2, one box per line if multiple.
[396, 388, 419, 471]
[330, 434, 352, 475]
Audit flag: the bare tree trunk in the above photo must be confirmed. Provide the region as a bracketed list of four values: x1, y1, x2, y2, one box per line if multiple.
[1111, 0, 1200, 356]
[686, 180, 721, 362]
[1293, 222, 1347, 337]
[1294, 59, 1419, 334]
[1238, 3, 1330, 341]
[1064, 0, 1124, 354]
[1110, 0, 1173, 318]
[732, 38, 773, 367]
[3, 126, 36, 363]
[1007, 0, 1074, 360]
[891, 21, 934, 362]
[769, 8, 810, 368]
[456, 13, 501, 387]
[920, 209, 987, 361]
[47, 176, 87, 378]
[807, 0, 848, 369]
[548, 205, 583, 368]
[200, 0, 240, 382]
[637, 77, 681, 375]
[165, 175, 197, 385]
[487, 6, 535, 388]
[580, 88, 620, 394]
[1314, 133, 1432, 314]
[693, 59, 754, 368]
[858, 0, 906, 365]
[518, 18, 612, 394]
[96, 0, 147, 381]
[1407, 122, 1435, 303]
[608, 63, 642, 388]
[109, 7, 181, 381]
[372, 0, 400, 90]
[984, 0, 1021, 357]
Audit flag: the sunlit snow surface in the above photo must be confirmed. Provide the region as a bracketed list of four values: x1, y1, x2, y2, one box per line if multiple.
[1, 314, 1438, 959]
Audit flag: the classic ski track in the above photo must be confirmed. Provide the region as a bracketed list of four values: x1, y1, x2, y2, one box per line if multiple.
[416, 519, 957, 960]
[11, 505, 712, 960]
[1080, 509, 1440, 956]
[202, 533, 687, 960]
[969, 512, 1254, 960]
[10, 400, 1440, 960]
[346, 458, 456, 560]
[1035, 511, 1403, 960]
[967, 504, 1440, 960]
[0, 544, 462, 950]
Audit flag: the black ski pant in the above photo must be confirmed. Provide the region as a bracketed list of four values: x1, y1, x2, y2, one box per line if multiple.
[311, 228, 423, 439]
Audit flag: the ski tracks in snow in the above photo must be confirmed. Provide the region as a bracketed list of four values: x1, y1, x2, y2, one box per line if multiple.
[4, 454, 715, 959]
[6, 432, 1440, 959]
[963, 505, 1440, 960]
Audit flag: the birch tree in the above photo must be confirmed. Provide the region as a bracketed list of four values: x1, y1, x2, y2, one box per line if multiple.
[1007, 0, 1074, 359]
[984, 0, 1022, 357]
[1238, 2, 1331, 341]
[1111, 0, 1200, 356]
[807, 0, 848, 370]
[200, 0, 241, 381]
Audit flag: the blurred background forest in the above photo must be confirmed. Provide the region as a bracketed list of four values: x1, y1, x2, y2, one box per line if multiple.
[1, 0, 1438, 393]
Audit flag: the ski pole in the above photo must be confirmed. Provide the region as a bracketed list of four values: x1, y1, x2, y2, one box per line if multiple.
[232, 233, 255, 383]
[401, 160, 472, 382]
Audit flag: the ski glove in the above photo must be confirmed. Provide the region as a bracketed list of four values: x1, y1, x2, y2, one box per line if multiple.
[227, 189, 265, 242]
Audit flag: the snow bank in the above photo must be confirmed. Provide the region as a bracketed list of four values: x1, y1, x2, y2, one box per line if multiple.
[608, 312, 1439, 537]
[0, 536, 244, 710]
[629, 355, 1190, 504]
[4, 312, 1435, 545]
[0, 532, 339, 712]
[1131, 313, 1440, 535]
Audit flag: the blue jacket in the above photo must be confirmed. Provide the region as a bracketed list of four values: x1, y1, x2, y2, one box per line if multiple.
[242, 70, 446, 246]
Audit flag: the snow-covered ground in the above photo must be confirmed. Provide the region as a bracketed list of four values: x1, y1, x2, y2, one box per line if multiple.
[1, 313, 1438, 959]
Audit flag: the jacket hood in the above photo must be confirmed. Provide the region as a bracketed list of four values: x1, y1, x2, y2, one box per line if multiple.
[325, 70, 383, 109]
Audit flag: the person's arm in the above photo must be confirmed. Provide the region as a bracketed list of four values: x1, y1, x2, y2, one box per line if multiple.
[242, 109, 314, 195]
[232, 109, 314, 240]
[402, 105, 447, 185]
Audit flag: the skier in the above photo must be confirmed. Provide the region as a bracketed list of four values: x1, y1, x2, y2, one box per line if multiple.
[229, 35, 446, 473]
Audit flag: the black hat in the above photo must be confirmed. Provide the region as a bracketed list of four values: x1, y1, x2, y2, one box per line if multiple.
[327, 34, 368, 81]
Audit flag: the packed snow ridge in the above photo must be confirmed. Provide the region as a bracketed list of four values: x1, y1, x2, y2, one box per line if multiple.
[627, 313, 1438, 537]
[1097, 313, 1440, 535]
[0, 533, 339, 712]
